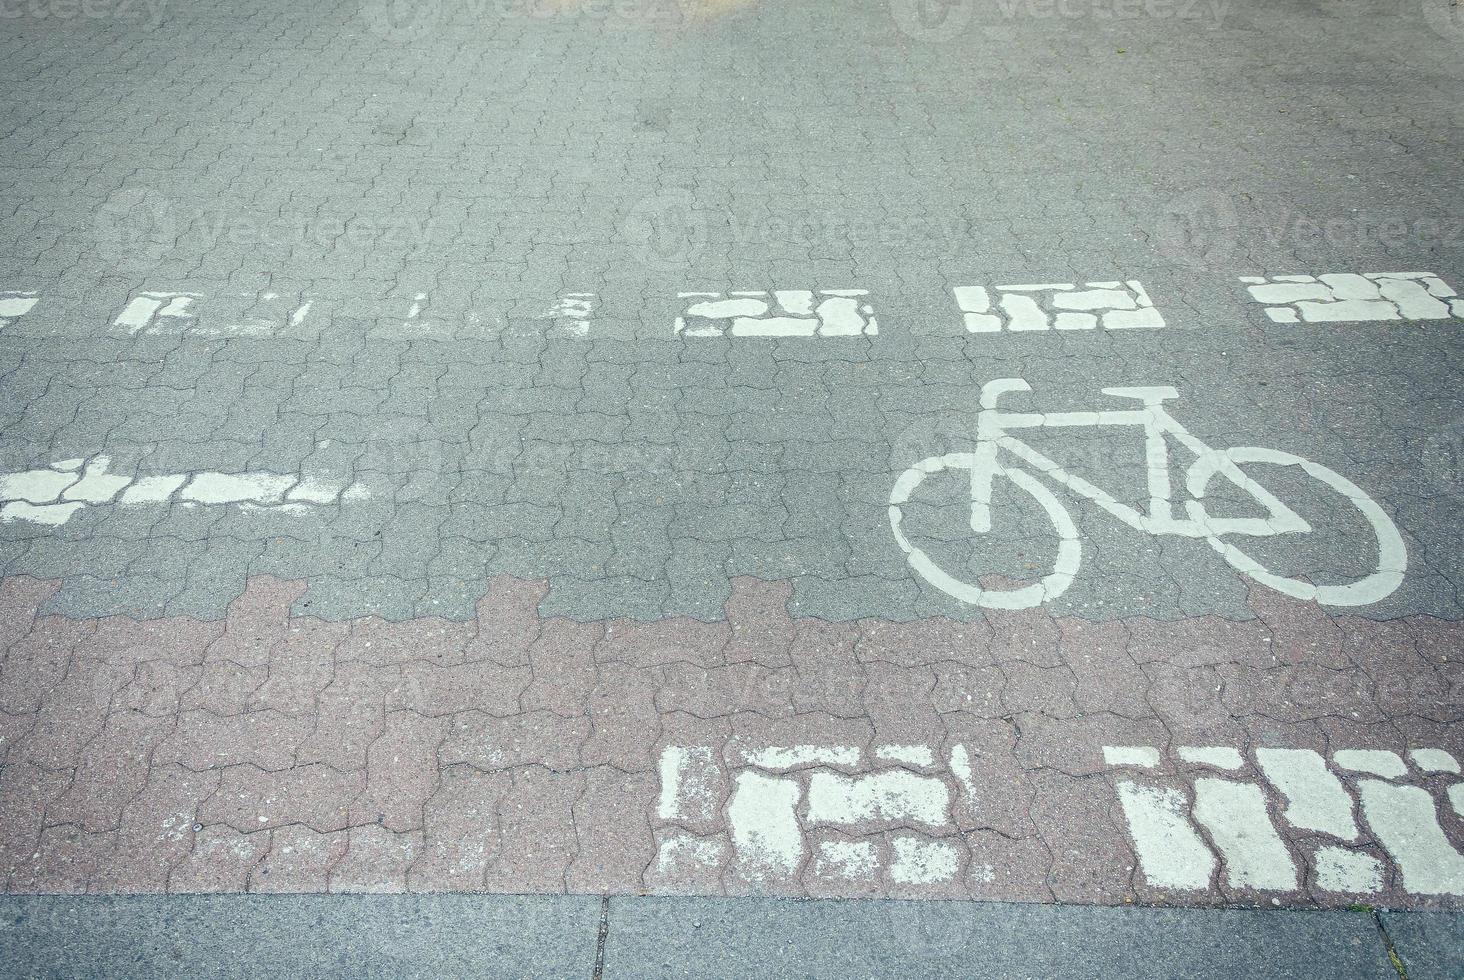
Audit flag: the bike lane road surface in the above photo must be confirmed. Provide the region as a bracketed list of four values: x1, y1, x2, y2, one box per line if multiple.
[0, 0, 1462, 929]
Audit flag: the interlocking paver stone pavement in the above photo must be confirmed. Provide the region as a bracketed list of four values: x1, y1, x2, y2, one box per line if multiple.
[1, 0, 1463, 949]
[0, 572, 1459, 908]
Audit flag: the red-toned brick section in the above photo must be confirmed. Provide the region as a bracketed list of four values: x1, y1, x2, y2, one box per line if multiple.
[0, 575, 1460, 908]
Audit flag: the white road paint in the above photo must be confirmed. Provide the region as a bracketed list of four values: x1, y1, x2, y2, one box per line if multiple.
[195, 291, 315, 338]
[7, 275, 1458, 339]
[0, 457, 362, 526]
[1103, 745, 1161, 768]
[652, 743, 970, 891]
[1177, 746, 1243, 769]
[657, 746, 722, 821]
[405, 293, 427, 325]
[658, 747, 692, 819]
[889, 835, 960, 885]
[288, 478, 345, 505]
[0, 290, 38, 329]
[889, 378, 1405, 609]
[1314, 845, 1384, 894]
[182, 472, 297, 505]
[955, 280, 1164, 332]
[805, 770, 950, 827]
[1111, 745, 1463, 896]
[653, 831, 727, 879]
[1191, 778, 1297, 891]
[1334, 749, 1408, 780]
[649, 741, 1462, 898]
[727, 771, 803, 877]
[948, 744, 980, 804]
[117, 291, 317, 338]
[1115, 781, 1216, 891]
[119, 474, 189, 504]
[8, 277, 1457, 338]
[674, 290, 877, 337]
[1355, 780, 1464, 896]
[874, 744, 935, 767]
[1241, 272, 1464, 323]
[1411, 749, 1461, 774]
[1256, 748, 1359, 839]
[740, 745, 862, 770]
[543, 292, 595, 337]
[814, 839, 879, 880]
[0, 501, 85, 526]
[95, 290, 612, 338]
[114, 291, 199, 334]
[0, 467, 79, 503]
[62, 457, 130, 503]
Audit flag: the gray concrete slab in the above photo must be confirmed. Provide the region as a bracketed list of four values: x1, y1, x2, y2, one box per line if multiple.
[1380, 910, 1464, 980]
[1, 894, 1436, 978]
[604, 896, 1399, 980]
[0, 895, 600, 979]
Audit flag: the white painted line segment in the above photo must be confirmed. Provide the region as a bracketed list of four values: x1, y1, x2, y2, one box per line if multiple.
[1103, 745, 1161, 768]
[889, 835, 960, 885]
[659, 746, 716, 821]
[1241, 272, 1464, 323]
[1255, 748, 1359, 840]
[0, 290, 39, 329]
[674, 290, 877, 337]
[1191, 777, 1297, 891]
[0, 457, 364, 526]
[1115, 781, 1216, 891]
[804, 770, 950, 827]
[728, 770, 803, 878]
[1356, 780, 1464, 896]
[114, 291, 199, 334]
[874, 744, 936, 767]
[1314, 845, 1383, 894]
[653, 744, 973, 889]
[543, 292, 595, 337]
[1409, 749, 1459, 774]
[1334, 749, 1408, 780]
[1177, 746, 1244, 769]
[954, 279, 1164, 332]
[740, 745, 862, 770]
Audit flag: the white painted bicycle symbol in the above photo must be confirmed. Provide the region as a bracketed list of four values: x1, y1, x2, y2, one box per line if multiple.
[888, 379, 1406, 610]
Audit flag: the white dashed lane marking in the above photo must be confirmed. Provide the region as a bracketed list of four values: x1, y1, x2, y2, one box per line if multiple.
[114, 291, 201, 334]
[1241, 271, 1464, 323]
[0, 456, 365, 526]
[1115, 781, 1218, 891]
[1191, 778, 1298, 891]
[650, 741, 1464, 898]
[1255, 747, 1359, 839]
[653, 742, 968, 890]
[674, 289, 878, 337]
[1106, 745, 1464, 896]
[953, 279, 1165, 332]
[1356, 780, 1464, 897]
[545, 292, 596, 337]
[6, 272, 1464, 339]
